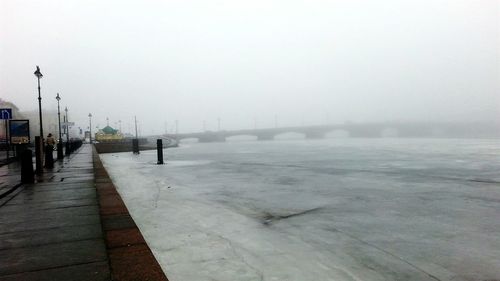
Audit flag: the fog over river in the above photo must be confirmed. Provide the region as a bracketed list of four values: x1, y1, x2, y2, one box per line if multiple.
[100, 138, 500, 281]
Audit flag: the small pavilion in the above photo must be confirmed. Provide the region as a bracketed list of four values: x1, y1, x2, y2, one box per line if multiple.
[95, 125, 124, 142]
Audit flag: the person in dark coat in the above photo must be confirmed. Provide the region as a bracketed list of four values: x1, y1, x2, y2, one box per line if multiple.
[45, 133, 55, 168]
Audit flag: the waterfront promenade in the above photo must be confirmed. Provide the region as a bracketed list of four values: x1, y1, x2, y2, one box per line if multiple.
[0, 144, 168, 280]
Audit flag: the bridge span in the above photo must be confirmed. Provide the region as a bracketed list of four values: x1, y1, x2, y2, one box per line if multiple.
[159, 122, 498, 143]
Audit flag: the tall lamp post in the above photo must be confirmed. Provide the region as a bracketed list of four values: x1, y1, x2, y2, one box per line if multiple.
[65, 107, 70, 155]
[34, 66, 44, 173]
[34, 66, 44, 139]
[55, 93, 63, 160]
[88, 113, 92, 144]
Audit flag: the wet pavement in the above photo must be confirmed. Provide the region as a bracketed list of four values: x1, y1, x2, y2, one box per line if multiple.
[0, 151, 23, 198]
[0, 144, 169, 281]
[0, 145, 110, 280]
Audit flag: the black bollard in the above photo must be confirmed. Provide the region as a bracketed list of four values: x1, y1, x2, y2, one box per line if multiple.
[44, 145, 54, 168]
[57, 142, 63, 160]
[65, 141, 71, 156]
[157, 139, 164, 164]
[21, 149, 34, 183]
[132, 139, 140, 154]
[35, 136, 43, 174]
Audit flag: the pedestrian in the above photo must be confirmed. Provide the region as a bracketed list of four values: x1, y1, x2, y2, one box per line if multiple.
[45, 133, 55, 168]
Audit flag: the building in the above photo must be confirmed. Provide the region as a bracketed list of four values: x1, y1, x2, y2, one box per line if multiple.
[95, 125, 124, 142]
[0, 99, 85, 144]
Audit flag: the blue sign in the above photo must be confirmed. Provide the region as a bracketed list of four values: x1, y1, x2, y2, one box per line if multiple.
[0, 108, 12, 120]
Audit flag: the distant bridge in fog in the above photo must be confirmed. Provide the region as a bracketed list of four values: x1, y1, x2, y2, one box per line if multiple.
[158, 122, 498, 143]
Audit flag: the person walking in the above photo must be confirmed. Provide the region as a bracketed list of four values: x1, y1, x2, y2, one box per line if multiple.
[45, 133, 55, 168]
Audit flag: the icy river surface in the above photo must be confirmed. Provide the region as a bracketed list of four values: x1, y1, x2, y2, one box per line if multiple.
[100, 138, 500, 281]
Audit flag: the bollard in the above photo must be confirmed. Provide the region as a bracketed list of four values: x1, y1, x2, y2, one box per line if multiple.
[57, 142, 64, 160]
[132, 139, 140, 154]
[157, 139, 164, 164]
[65, 141, 71, 156]
[21, 149, 35, 183]
[35, 136, 43, 174]
[44, 145, 54, 168]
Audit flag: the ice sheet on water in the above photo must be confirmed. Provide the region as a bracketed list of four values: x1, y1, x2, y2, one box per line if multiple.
[101, 138, 500, 281]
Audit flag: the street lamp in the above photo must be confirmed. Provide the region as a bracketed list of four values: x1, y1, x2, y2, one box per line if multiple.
[34, 66, 44, 174]
[55, 93, 63, 159]
[88, 113, 92, 144]
[65, 106, 70, 155]
[34, 66, 44, 138]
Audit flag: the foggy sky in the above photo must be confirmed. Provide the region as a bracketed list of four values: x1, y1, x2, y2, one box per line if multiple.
[1, 0, 498, 135]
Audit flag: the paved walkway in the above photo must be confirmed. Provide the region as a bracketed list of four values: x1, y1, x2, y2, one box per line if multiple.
[0, 144, 168, 280]
[0, 158, 21, 199]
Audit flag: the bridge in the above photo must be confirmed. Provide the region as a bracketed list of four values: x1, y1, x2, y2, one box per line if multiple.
[160, 122, 498, 143]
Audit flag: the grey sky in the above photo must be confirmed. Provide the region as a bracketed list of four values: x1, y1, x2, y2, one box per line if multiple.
[1, 0, 498, 134]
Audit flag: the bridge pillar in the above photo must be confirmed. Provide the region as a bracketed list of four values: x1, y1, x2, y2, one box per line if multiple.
[304, 131, 325, 139]
[257, 134, 274, 141]
[199, 134, 226, 143]
[348, 127, 381, 138]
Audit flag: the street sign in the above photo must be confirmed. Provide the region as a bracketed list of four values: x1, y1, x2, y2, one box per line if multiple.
[61, 122, 75, 127]
[0, 108, 12, 120]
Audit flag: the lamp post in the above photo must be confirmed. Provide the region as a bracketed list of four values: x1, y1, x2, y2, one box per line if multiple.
[55, 93, 63, 160]
[134, 116, 138, 138]
[88, 113, 92, 144]
[65, 107, 69, 141]
[34, 66, 44, 139]
[34, 66, 44, 174]
[65, 106, 70, 155]
[133, 116, 139, 154]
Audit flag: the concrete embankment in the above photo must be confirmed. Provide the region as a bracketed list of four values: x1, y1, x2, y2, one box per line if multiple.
[92, 145, 169, 281]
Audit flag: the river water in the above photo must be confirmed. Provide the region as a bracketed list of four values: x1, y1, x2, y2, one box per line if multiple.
[100, 138, 500, 281]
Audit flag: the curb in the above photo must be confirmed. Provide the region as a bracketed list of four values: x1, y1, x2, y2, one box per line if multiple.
[92, 146, 169, 281]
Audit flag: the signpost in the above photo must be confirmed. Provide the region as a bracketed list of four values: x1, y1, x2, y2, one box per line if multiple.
[0, 108, 12, 120]
[0, 108, 12, 159]
[61, 122, 75, 127]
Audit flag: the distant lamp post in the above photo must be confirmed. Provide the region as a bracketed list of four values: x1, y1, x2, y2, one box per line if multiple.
[88, 113, 92, 144]
[34, 66, 44, 138]
[34, 66, 44, 174]
[55, 93, 63, 159]
[65, 106, 70, 155]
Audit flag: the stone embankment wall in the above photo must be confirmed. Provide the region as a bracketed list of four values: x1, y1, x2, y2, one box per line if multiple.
[92, 146, 169, 281]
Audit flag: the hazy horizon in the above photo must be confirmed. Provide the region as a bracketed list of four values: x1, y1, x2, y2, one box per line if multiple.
[1, 0, 498, 134]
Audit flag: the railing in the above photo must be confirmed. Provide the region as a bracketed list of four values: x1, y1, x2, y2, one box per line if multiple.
[65, 139, 83, 154]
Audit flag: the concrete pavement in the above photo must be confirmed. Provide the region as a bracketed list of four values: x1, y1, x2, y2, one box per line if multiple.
[0, 144, 168, 281]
